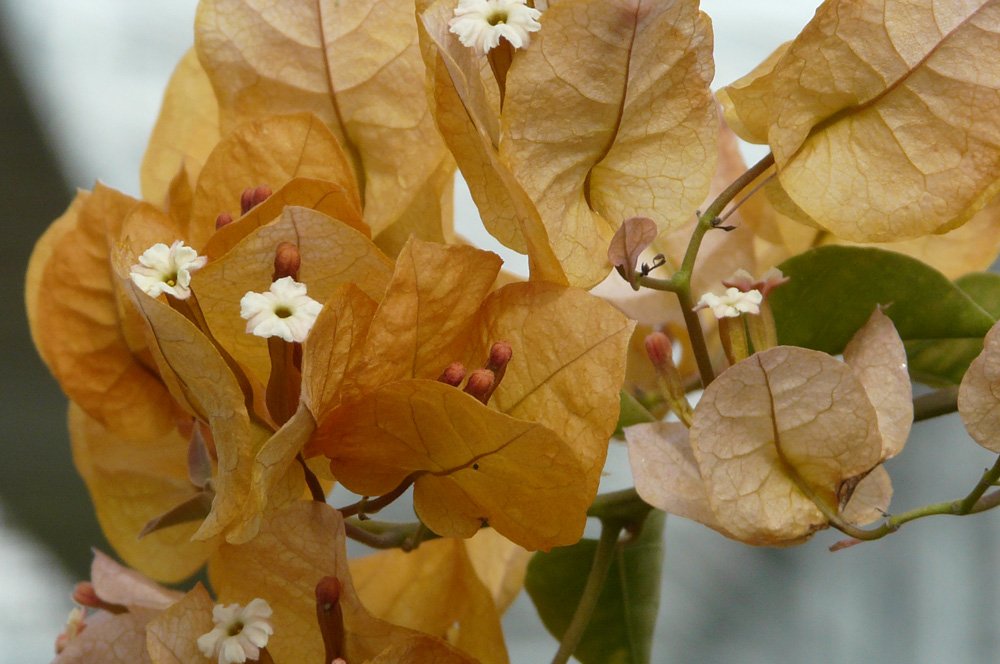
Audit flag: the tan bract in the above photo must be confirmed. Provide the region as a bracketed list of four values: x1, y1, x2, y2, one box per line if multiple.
[195, 0, 454, 252]
[419, 0, 718, 287]
[719, 0, 1000, 242]
[210, 502, 477, 663]
[627, 311, 910, 545]
[960, 320, 1000, 452]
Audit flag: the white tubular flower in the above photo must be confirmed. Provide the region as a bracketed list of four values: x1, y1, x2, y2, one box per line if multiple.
[449, 0, 542, 55]
[240, 276, 322, 343]
[130, 240, 207, 300]
[197, 598, 273, 664]
[696, 287, 763, 319]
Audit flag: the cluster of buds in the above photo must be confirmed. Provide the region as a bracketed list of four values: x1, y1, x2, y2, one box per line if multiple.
[438, 340, 513, 406]
[217, 185, 274, 230]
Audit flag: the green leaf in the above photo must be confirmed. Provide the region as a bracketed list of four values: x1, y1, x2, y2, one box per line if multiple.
[770, 247, 994, 354]
[613, 390, 656, 439]
[906, 272, 1000, 385]
[525, 512, 665, 664]
[955, 273, 1000, 318]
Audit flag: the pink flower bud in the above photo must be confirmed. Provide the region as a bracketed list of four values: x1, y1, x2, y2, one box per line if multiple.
[438, 362, 467, 387]
[273, 242, 302, 281]
[464, 368, 496, 404]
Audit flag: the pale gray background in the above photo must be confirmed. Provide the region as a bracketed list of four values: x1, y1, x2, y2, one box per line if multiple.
[3, 1, 999, 662]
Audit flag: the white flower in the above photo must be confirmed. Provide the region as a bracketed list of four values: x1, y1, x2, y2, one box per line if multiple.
[129, 240, 207, 300]
[197, 598, 273, 664]
[449, 0, 542, 55]
[240, 276, 322, 343]
[695, 287, 763, 319]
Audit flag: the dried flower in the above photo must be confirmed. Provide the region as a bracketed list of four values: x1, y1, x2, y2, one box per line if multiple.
[197, 598, 274, 664]
[240, 276, 322, 343]
[449, 0, 542, 55]
[722, 267, 789, 297]
[129, 240, 207, 300]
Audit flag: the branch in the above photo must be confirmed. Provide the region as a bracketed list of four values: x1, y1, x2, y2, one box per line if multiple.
[343, 517, 441, 551]
[913, 386, 959, 422]
[296, 454, 327, 503]
[677, 152, 775, 281]
[825, 455, 1000, 542]
[959, 454, 1000, 514]
[338, 475, 415, 519]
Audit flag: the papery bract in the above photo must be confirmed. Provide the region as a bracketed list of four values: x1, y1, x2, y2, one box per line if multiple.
[140, 48, 220, 209]
[187, 113, 361, 249]
[195, 0, 454, 253]
[691, 346, 882, 544]
[70, 405, 215, 581]
[209, 501, 476, 663]
[625, 421, 730, 537]
[309, 238, 633, 549]
[53, 552, 191, 664]
[419, 0, 718, 287]
[145, 585, 215, 664]
[630, 336, 898, 545]
[843, 309, 913, 460]
[719, 0, 1000, 242]
[351, 537, 509, 664]
[607, 216, 659, 285]
[959, 320, 1000, 452]
[26, 186, 184, 443]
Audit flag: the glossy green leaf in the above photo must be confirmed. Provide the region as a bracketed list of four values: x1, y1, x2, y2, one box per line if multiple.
[906, 273, 1000, 385]
[525, 512, 665, 664]
[771, 247, 994, 354]
[613, 390, 656, 439]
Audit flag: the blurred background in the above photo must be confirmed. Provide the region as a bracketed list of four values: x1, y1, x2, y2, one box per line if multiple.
[2, 1, 999, 662]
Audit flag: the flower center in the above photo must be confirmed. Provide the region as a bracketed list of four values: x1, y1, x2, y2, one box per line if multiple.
[487, 10, 507, 25]
[274, 306, 293, 319]
[164, 272, 178, 287]
[227, 620, 244, 637]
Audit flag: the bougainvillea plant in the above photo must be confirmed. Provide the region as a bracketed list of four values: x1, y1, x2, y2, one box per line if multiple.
[26, 0, 1000, 662]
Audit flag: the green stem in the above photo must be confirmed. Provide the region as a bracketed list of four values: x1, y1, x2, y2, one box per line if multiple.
[551, 522, 623, 664]
[678, 152, 775, 280]
[959, 454, 1000, 514]
[821, 455, 1000, 541]
[913, 386, 959, 422]
[677, 289, 715, 386]
[588, 487, 648, 523]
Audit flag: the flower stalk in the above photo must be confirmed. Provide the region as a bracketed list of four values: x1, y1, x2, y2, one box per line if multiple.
[637, 152, 776, 388]
[550, 521, 623, 664]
